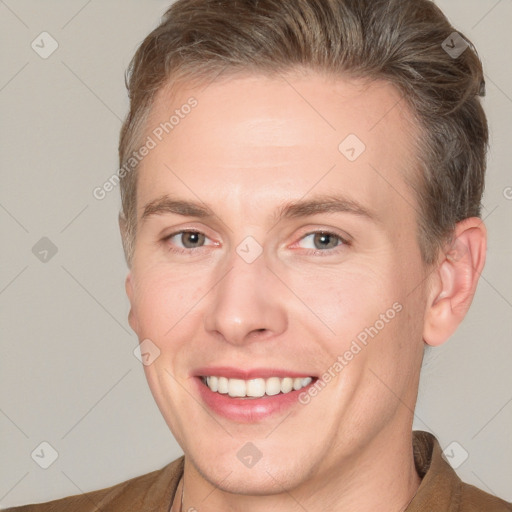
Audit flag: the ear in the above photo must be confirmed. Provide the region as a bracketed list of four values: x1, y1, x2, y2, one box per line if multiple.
[125, 272, 139, 333]
[423, 218, 487, 347]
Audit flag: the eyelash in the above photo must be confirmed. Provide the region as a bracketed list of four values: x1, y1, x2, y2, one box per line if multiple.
[162, 229, 350, 256]
[293, 231, 350, 256]
[162, 229, 216, 255]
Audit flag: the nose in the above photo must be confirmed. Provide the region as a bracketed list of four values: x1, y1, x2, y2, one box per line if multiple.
[203, 249, 288, 346]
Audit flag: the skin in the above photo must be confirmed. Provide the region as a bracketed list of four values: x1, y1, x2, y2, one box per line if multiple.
[124, 71, 486, 511]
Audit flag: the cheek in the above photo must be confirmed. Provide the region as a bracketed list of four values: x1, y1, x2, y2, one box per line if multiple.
[130, 266, 207, 338]
[287, 264, 398, 339]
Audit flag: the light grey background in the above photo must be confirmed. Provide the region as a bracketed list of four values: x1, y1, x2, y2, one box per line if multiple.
[1, 0, 511, 507]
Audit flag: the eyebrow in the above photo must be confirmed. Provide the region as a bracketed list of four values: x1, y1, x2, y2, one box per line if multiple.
[141, 196, 214, 222]
[276, 195, 377, 223]
[140, 194, 378, 225]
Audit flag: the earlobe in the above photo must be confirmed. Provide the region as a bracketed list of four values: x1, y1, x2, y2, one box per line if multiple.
[423, 218, 487, 347]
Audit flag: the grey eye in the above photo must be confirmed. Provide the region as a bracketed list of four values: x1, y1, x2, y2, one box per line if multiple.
[298, 232, 343, 250]
[169, 231, 207, 248]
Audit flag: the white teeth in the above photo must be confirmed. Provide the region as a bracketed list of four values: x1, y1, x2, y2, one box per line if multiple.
[280, 377, 293, 393]
[207, 376, 218, 392]
[265, 377, 281, 396]
[246, 378, 266, 397]
[228, 378, 246, 397]
[203, 375, 314, 397]
[293, 378, 303, 391]
[217, 376, 229, 394]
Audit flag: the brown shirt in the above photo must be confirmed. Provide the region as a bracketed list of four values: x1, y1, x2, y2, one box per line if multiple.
[3, 431, 511, 511]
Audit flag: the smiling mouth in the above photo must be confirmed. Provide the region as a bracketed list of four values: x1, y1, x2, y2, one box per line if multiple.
[200, 375, 316, 398]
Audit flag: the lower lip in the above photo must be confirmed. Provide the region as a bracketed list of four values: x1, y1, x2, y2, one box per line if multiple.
[194, 377, 316, 423]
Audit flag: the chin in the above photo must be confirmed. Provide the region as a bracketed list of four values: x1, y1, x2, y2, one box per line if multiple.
[192, 453, 309, 496]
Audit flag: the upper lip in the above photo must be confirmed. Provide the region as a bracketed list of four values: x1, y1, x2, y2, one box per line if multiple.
[193, 366, 316, 380]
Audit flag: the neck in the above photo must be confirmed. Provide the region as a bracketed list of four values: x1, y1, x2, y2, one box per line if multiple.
[173, 426, 421, 512]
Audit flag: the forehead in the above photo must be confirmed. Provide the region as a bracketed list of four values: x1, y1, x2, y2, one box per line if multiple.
[137, 71, 420, 224]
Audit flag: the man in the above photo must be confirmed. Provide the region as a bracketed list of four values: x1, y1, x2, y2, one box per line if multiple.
[5, 0, 511, 510]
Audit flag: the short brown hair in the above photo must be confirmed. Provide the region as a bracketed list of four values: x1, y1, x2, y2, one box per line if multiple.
[118, 0, 488, 266]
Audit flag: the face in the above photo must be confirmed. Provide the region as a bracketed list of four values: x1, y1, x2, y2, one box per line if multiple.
[126, 72, 430, 494]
